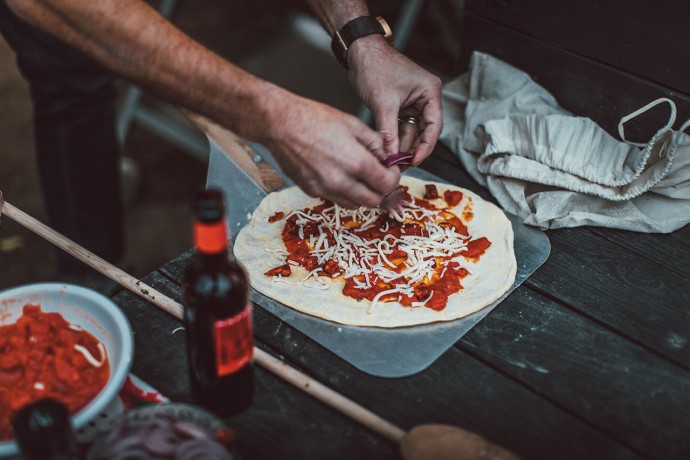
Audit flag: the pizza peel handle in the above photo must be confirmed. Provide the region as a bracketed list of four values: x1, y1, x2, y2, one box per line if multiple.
[0, 192, 184, 319]
[183, 111, 284, 193]
[0, 192, 519, 460]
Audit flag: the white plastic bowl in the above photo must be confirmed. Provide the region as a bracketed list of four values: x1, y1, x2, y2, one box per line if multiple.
[0, 283, 134, 458]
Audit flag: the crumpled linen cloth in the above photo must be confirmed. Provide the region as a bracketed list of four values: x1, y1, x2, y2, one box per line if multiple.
[440, 51, 690, 233]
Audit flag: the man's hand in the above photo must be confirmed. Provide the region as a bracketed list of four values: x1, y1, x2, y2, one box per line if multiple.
[260, 92, 401, 209]
[8, 0, 413, 209]
[348, 35, 443, 166]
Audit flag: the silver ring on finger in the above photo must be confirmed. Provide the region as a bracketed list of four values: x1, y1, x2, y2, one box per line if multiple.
[398, 116, 418, 126]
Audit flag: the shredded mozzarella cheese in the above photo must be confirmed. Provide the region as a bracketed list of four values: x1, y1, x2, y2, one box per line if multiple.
[74, 342, 106, 368]
[276, 197, 471, 306]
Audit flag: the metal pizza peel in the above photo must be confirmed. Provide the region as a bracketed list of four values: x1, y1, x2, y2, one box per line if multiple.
[191, 115, 551, 378]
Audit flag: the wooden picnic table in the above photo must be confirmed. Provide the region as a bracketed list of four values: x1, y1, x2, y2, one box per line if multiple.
[112, 1, 690, 458]
[113, 139, 690, 460]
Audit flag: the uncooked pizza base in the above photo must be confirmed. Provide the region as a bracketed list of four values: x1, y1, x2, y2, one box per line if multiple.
[234, 176, 517, 328]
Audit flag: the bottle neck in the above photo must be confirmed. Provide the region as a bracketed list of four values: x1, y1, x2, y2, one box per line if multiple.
[194, 219, 228, 255]
[12, 398, 78, 460]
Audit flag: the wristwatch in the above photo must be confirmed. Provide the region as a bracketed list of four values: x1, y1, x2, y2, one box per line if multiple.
[331, 16, 393, 69]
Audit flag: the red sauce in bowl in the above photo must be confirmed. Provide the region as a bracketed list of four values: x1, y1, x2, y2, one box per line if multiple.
[0, 304, 110, 440]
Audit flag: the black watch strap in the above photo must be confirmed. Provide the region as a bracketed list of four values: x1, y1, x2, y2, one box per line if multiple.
[331, 16, 392, 69]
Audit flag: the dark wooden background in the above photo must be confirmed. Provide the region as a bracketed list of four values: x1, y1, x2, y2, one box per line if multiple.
[460, 0, 690, 142]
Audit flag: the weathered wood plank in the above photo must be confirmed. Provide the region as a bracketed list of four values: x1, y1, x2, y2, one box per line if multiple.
[525, 227, 690, 367]
[459, 286, 690, 459]
[155, 257, 644, 460]
[458, 11, 690, 142]
[157, 248, 194, 282]
[672, 223, 690, 246]
[589, 227, 690, 280]
[113, 274, 398, 460]
[113, 272, 190, 401]
[250, 297, 644, 460]
[230, 363, 398, 460]
[464, 0, 690, 97]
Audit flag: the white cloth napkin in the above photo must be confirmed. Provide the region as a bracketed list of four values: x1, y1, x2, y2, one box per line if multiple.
[440, 51, 690, 233]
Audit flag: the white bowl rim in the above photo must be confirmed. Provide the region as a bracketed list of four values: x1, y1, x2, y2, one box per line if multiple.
[0, 282, 134, 457]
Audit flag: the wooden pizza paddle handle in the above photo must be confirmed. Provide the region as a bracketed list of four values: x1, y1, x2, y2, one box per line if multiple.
[183, 111, 284, 193]
[0, 195, 183, 319]
[0, 192, 402, 441]
[401, 425, 520, 460]
[0, 192, 519, 460]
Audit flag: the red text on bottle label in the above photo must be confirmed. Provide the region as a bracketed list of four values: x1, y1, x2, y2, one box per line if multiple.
[214, 304, 253, 376]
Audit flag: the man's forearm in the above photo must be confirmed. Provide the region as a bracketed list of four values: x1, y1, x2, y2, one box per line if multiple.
[6, 0, 287, 144]
[303, 0, 393, 75]
[303, 0, 370, 35]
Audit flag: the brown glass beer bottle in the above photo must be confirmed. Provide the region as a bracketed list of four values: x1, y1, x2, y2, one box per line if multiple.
[182, 189, 254, 417]
[12, 398, 79, 460]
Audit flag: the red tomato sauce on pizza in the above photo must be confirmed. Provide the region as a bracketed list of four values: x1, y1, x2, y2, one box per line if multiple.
[0, 304, 110, 440]
[265, 185, 492, 311]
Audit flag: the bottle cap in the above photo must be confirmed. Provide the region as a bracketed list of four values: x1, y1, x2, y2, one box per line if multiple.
[11, 398, 79, 460]
[194, 189, 225, 223]
[193, 189, 228, 253]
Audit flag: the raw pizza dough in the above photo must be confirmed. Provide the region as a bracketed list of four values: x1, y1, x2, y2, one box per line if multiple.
[234, 176, 517, 328]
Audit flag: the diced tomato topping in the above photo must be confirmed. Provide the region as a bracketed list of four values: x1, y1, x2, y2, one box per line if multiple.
[444, 190, 463, 206]
[423, 184, 439, 200]
[269, 184, 488, 312]
[282, 219, 299, 240]
[0, 305, 109, 440]
[268, 211, 284, 223]
[414, 283, 431, 301]
[402, 223, 425, 236]
[322, 260, 341, 277]
[265, 264, 292, 277]
[287, 248, 319, 271]
[389, 248, 408, 259]
[463, 237, 491, 258]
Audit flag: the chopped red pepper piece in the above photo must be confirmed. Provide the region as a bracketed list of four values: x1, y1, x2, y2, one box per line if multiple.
[268, 211, 285, 223]
[423, 184, 439, 200]
[444, 190, 464, 206]
[265, 264, 292, 277]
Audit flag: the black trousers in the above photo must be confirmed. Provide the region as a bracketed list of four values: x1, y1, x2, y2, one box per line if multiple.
[0, 2, 124, 274]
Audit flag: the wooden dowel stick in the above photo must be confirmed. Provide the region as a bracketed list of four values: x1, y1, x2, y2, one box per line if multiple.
[0, 195, 405, 443]
[1, 199, 183, 319]
[253, 347, 405, 442]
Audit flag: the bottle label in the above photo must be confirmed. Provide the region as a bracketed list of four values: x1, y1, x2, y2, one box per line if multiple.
[214, 304, 253, 376]
[195, 221, 228, 254]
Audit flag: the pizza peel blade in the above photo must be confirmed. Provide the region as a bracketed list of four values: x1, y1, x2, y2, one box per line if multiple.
[204, 131, 552, 377]
[184, 112, 290, 240]
[193, 112, 550, 378]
